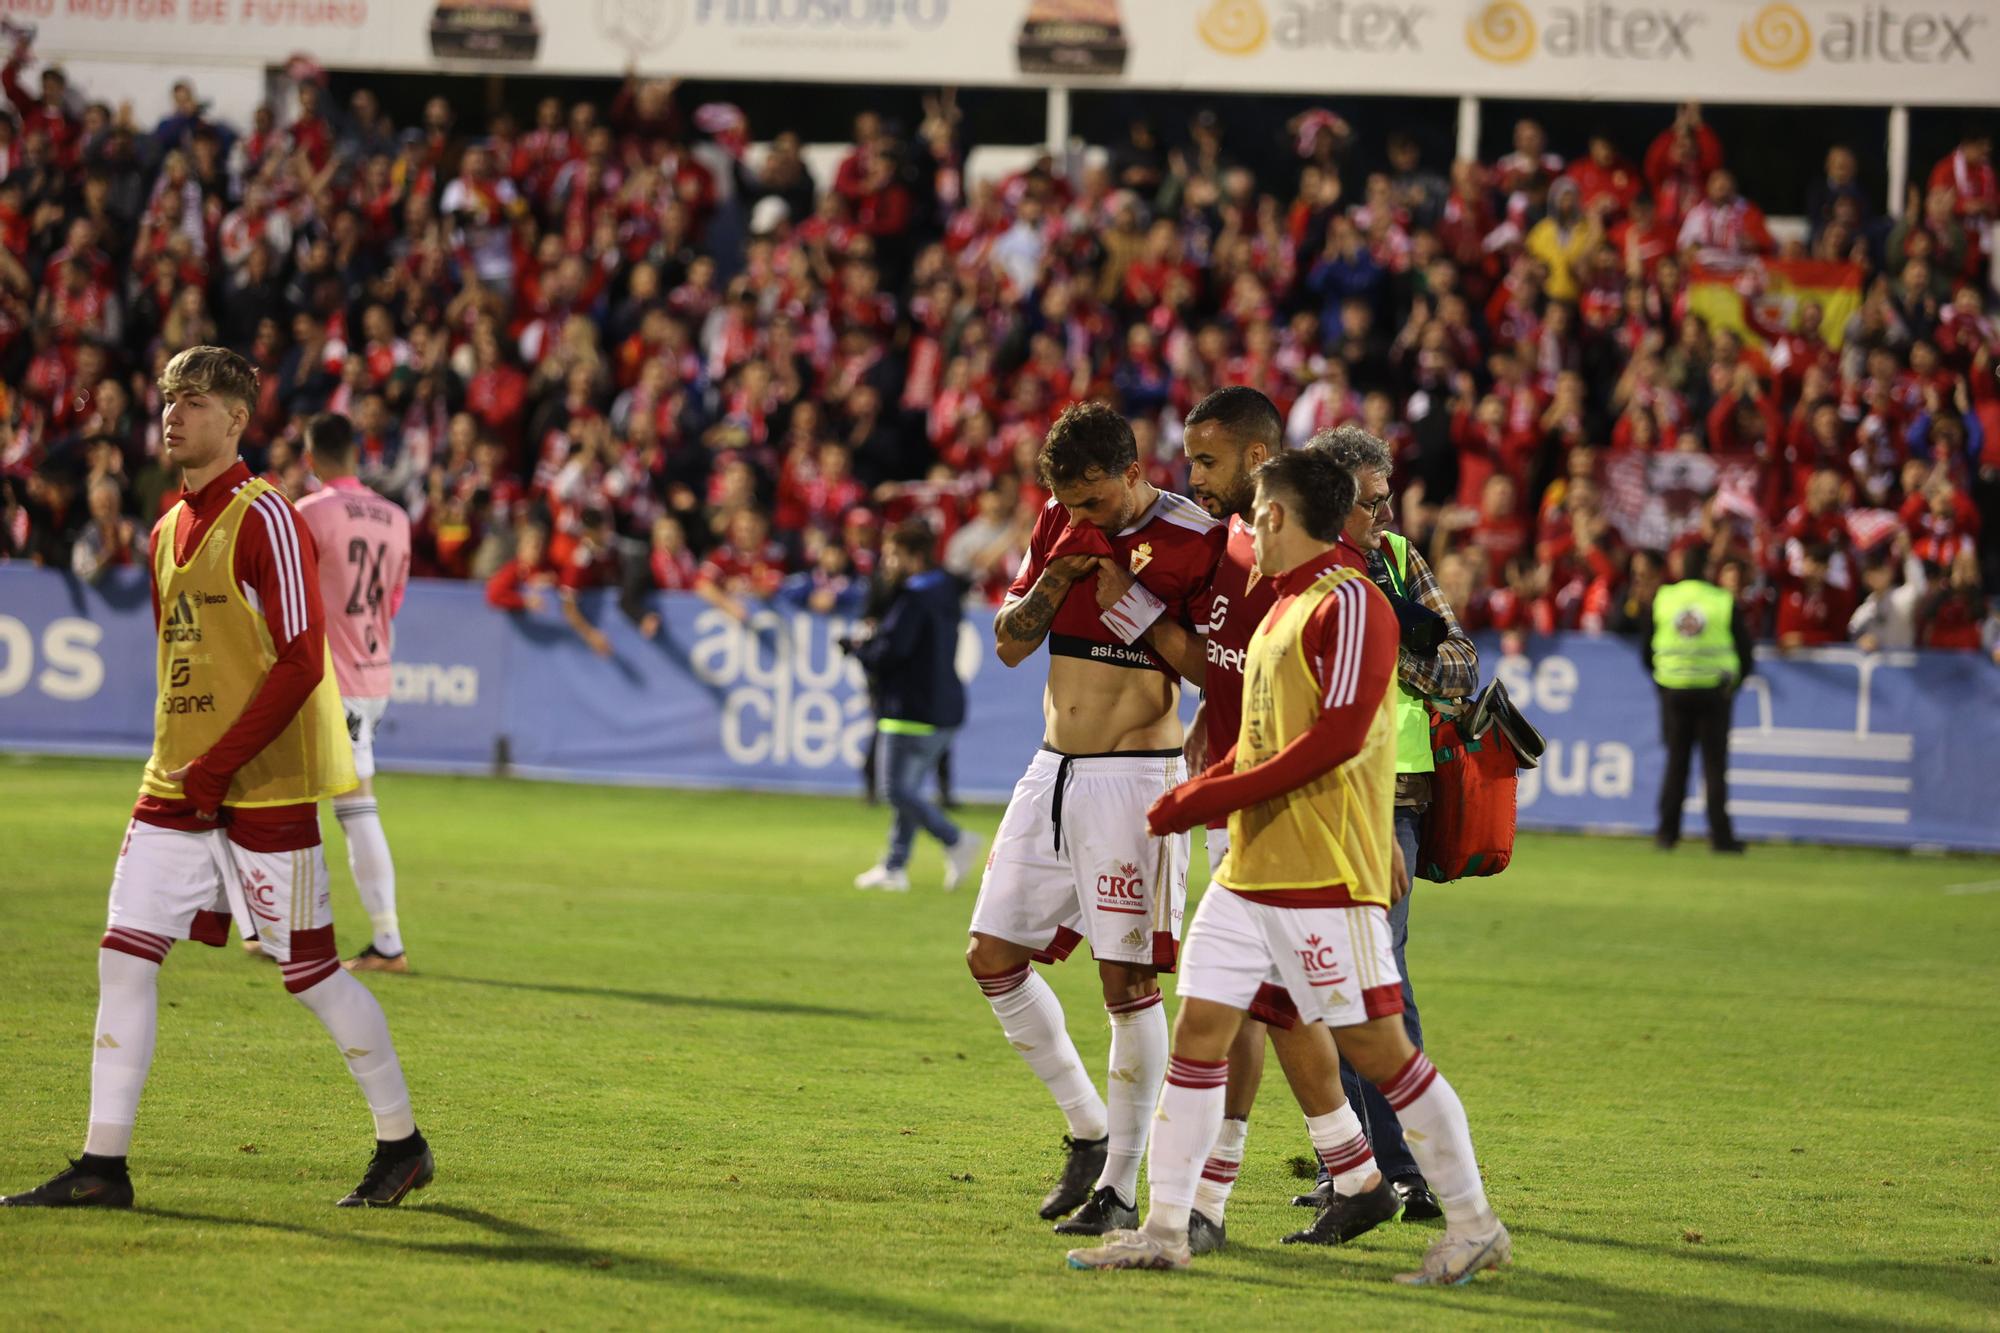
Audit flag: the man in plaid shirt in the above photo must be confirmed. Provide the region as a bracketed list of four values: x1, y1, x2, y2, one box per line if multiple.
[1295, 426, 1479, 1224]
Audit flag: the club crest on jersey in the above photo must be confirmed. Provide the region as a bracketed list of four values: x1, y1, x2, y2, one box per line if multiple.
[1129, 542, 1153, 575]
[1096, 862, 1147, 915]
[241, 868, 281, 923]
[1297, 934, 1349, 989]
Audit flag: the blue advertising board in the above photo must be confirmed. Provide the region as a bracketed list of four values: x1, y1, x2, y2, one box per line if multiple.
[2, 567, 1994, 852]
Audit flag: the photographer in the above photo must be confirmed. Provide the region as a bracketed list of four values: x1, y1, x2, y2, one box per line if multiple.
[843, 522, 979, 894]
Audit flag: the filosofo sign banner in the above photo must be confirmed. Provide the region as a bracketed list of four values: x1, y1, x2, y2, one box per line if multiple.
[30, 1, 1998, 106]
[3, 567, 1997, 852]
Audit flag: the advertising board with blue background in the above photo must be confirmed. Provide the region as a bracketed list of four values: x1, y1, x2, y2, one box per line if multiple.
[2, 568, 1992, 852]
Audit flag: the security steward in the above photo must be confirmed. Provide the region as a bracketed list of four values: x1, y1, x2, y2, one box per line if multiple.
[1640, 546, 1754, 853]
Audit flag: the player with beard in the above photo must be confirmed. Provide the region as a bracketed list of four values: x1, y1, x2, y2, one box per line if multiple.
[969, 402, 1224, 1236]
[1088, 388, 1400, 1253]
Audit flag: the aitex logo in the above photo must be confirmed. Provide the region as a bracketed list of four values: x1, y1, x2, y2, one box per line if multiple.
[1466, 0, 1535, 59]
[1205, 0, 1427, 56]
[1198, 0, 1269, 53]
[1739, 1, 1982, 69]
[1467, 0, 1700, 62]
[1096, 862, 1148, 915]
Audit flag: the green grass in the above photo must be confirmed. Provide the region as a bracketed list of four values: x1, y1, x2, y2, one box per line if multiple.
[1, 754, 1997, 1331]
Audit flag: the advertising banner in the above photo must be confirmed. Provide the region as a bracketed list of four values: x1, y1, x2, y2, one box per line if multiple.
[2, 567, 1994, 850]
[29, 0, 2000, 106]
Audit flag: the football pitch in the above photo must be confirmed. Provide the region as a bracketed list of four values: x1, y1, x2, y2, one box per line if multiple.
[1, 755, 1996, 1331]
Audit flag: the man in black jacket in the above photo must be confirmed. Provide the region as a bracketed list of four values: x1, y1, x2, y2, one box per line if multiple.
[848, 522, 980, 893]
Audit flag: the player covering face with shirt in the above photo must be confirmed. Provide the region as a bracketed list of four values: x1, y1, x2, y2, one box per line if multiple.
[968, 402, 1225, 1238]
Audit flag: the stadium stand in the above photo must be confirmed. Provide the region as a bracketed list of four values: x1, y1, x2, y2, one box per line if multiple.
[1, 39, 1996, 660]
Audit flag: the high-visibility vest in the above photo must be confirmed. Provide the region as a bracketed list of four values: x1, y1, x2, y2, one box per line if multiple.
[1215, 565, 1395, 908]
[140, 477, 356, 808]
[1381, 532, 1435, 776]
[1650, 579, 1740, 690]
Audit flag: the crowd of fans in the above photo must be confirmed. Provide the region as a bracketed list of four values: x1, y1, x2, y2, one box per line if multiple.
[1, 36, 1996, 660]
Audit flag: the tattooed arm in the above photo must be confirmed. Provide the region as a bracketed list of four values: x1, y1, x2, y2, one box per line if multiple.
[996, 554, 1095, 667]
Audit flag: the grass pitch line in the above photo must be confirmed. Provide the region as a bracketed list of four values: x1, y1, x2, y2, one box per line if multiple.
[1941, 880, 2000, 895]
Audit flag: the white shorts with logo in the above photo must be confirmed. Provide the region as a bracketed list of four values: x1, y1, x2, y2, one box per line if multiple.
[343, 695, 389, 781]
[969, 747, 1188, 969]
[1177, 871, 1404, 1029]
[106, 820, 332, 964]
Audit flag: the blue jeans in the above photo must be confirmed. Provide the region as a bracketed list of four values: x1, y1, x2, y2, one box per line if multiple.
[877, 727, 961, 871]
[1330, 805, 1426, 1184]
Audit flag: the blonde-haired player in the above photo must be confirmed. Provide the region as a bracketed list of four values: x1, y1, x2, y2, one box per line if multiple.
[2, 347, 433, 1210]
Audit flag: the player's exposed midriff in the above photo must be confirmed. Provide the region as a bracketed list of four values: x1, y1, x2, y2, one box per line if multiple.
[1040, 654, 1181, 754]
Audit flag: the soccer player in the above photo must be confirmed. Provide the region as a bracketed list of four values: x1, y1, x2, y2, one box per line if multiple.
[1087, 389, 1399, 1254]
[1067, 448, 1509, 1282]
[298, 412, 415, 971]
[969, 402, 1224, 1235]
[1291, 425, 1481, 1224]
[1, 347, 434, 1210]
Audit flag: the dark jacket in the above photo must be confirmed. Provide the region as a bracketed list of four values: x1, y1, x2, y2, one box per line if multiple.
[852, 568, 966, 728]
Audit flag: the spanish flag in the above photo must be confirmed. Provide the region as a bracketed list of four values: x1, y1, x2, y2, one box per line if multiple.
[1686, 259, 1866, 352]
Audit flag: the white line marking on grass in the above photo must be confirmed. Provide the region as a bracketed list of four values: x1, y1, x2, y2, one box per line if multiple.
[1942, 881, 2000, 895]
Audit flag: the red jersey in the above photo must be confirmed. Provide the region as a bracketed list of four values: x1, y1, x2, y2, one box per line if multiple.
[1198, 516, 1367, 828]
[133, 462, 328, 854]
[1005, 490, 1224, 676]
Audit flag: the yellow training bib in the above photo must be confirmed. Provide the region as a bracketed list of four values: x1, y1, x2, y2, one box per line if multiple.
[140, 477, 356, 807]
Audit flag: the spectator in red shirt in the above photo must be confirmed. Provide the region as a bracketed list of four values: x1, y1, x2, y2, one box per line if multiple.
[1776, 543, 1854, 649]
[697, 507, 789, 623]
[1565, 135, 1642, 218]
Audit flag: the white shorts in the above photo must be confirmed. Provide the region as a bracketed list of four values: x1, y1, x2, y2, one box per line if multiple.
[969, 747, 1188, 969]
[1176, 882, 1404, 1029]
[343, 695, 389, 781]
[106, 820, 332, 964]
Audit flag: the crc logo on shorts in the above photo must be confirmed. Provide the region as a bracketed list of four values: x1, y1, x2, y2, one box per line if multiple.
[1297, 934, 1349, 989]
[242, 868, 281, 923]
[1096, 862, 1147, 915]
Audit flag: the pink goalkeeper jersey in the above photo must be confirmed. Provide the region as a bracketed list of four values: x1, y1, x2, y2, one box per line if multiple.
[297, 477, 411, 699]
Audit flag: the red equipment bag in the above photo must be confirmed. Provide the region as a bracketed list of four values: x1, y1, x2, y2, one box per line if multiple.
[1416, 714, 1521, 883]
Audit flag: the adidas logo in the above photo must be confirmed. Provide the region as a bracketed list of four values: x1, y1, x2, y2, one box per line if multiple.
[95, 1034, 119, 1050]
[342, 1047, 371, 1058]
[1121, 927, 1145, 949]
[1009, 1040, 1037, 1053]
[1109, 1066, 1139, 1085]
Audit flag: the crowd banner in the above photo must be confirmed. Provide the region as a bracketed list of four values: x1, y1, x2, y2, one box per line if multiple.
[31, 1, 2000, 106]
[2, 567, 1995, 851]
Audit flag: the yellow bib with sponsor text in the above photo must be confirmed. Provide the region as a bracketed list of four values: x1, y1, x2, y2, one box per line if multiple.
[140, 478, 355, 807]
[1215, 565, 1396, 906]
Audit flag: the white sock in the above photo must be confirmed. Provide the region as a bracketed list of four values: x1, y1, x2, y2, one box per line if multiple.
[976, 965, 1107, 1141]
[1139, 1056, 1227, 1243]
[334, 796, 402, 956]
[1380, 1051, 1496, 1232]
[1306, 1101, 1381, 1196]
[293, 970, 417, 1140]
[85, 941, 165, 1156]
[1098, 994, 1168, 1206]
[1192, 1116, 1248, 1221]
